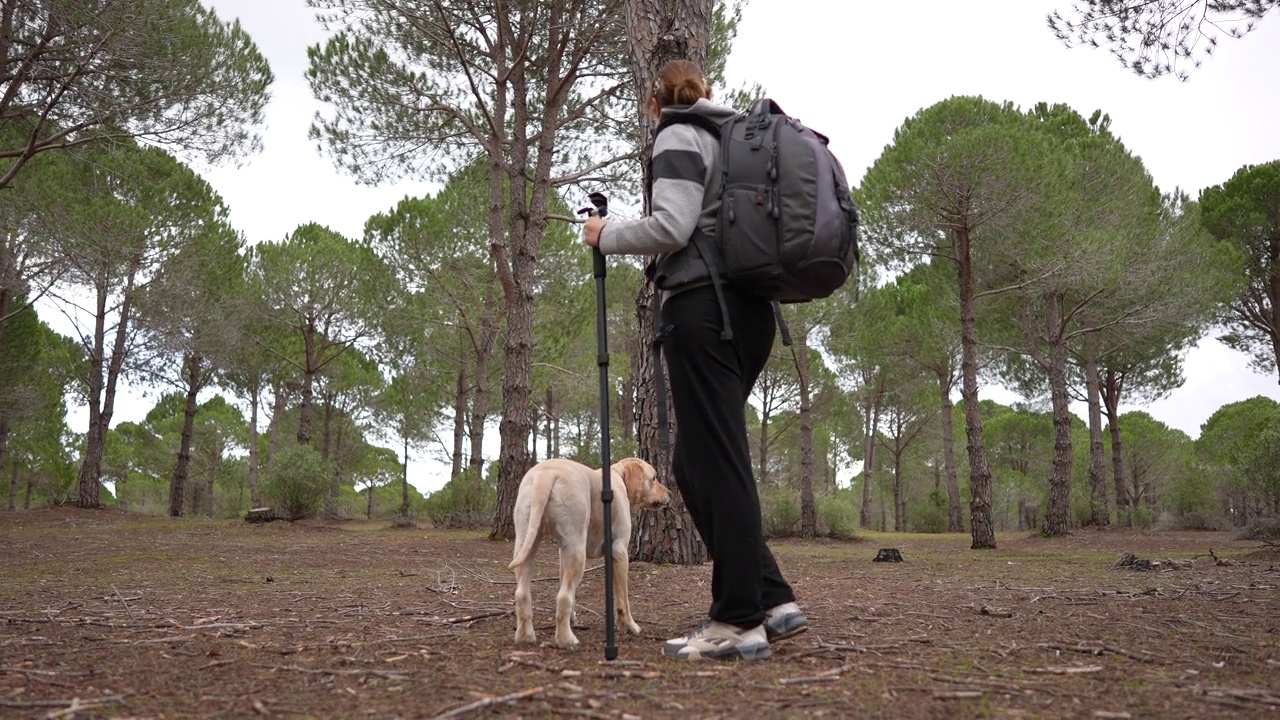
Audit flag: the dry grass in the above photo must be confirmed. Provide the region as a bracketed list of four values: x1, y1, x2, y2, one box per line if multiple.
[1, 508, 1277, 719]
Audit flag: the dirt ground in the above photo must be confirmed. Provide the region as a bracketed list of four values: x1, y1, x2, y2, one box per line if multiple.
[1, 508, 1277, 719]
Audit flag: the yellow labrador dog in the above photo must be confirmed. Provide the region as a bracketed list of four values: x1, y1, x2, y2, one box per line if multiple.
[509, 456, 670, 649]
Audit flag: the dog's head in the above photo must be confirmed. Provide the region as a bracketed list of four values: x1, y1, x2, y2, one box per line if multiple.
[613, 457, 670, 511]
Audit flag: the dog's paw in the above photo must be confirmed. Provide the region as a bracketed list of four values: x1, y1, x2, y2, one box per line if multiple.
[625, 621, 642, 635]
[514, 628, 537, 644]
[554, 632, 580, 649]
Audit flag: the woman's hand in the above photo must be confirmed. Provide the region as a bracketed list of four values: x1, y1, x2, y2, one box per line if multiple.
[583, 216, 607, 248]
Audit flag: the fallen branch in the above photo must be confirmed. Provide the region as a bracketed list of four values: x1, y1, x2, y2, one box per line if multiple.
[431, 686, 544, 719]
[1024, 665, 1103, 674]
[445, 559, 604, 586]
[1041, 642, 1154, 663]
[442, 609, 512, 625]
[779, 662, 857, 685]
[0, 694, 126, 710]
[249, 663, 411, 681]
[110, 586, 138, 626]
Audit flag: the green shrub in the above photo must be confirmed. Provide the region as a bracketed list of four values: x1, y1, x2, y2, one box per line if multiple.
[1235, 517, 1280, 541]
[262, 446, 331, 520]
[816, 491, 859, 539]
[424, 469, 496, 529]
[1156, 510, 1224, 531]
[909, 490, 948, 534]
[760, 483, 800, 537]
[1129, 505, 1153, 530]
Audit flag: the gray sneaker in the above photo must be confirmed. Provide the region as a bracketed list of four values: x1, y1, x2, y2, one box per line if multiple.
[662, 621, 772, 661]
[764, 602, 808, 642]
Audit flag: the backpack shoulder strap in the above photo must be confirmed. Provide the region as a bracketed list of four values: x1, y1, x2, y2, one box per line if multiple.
[654, 111, 724, 139]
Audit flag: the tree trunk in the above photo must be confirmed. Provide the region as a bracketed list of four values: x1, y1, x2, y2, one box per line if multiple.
[0, 419, 10, 510]
[297, 320, 316, 446]
[1043, 292, 1073, 537]
[248, 381, 262, 507]
[204, 467, 215, 520]
[937, 368, 964, 532]
[758, 404, 771, 486]
[956, 228, 996, 549]
[8, 457, 18, 511]
[76, 281, 109, 508]
[321, 391, 339, 519]
[468, 327, 492, 480]
[451, 365, 466, 479]
[400, 430, 410, 519]
[620, 335, 636, 441]
[1083, 348, 1110, 528]
[1101, 367, 1131, 526]
[78, 261, 138, 508]
[859, 375, 884, 529]
[543, 385, 554, 460]
[893, 454, 905, 532]
[622, 0, 715, 565]
[265, 382, 286, 478]
[168, 354, 202, 517]
[795, 337, 817, 538]
[490, 151, 542, 541]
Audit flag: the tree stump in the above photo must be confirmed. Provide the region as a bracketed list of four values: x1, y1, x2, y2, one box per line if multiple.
[244, 507, 276, 523]
[873, 548, 904, 562]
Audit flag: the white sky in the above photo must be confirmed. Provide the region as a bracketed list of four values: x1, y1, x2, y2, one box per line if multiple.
[94, 1, 1280, 495]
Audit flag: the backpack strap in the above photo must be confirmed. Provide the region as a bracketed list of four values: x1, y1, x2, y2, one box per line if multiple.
[689, 231, 734, 341]
[653, 111, 738, 343]
[652, 299, 673, 459]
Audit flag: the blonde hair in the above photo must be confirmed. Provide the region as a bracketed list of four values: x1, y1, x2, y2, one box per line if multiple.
[649, 59, 711, 116]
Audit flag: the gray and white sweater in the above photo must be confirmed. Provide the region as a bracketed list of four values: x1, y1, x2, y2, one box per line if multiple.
[598, 98, 739, 294]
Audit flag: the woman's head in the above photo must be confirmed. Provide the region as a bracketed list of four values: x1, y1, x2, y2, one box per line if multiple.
[649, 59, 711, 115]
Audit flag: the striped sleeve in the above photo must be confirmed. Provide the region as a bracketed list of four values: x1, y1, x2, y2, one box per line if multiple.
[598, 123, 708, 256]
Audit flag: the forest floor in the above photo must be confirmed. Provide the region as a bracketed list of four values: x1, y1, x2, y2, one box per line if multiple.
[1, 507, 1278, 719]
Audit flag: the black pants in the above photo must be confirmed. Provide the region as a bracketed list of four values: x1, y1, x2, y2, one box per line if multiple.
[661, 284, 796, 629]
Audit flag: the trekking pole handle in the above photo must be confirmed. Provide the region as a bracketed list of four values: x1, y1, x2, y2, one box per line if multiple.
[578, 192, 610, 279]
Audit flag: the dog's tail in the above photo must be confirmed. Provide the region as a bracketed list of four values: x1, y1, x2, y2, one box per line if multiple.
[508, 473, 554, 569]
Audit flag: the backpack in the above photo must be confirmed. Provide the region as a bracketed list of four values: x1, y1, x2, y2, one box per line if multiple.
[658, 98, 860, 312]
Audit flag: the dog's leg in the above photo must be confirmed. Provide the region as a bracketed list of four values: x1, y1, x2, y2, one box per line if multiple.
[513, 558, 537, 644]
[554, 545, 585, 649]
[611, 538, 642, 635]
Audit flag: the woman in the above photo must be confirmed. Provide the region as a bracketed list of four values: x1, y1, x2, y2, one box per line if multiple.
[583, 59, 807, 662]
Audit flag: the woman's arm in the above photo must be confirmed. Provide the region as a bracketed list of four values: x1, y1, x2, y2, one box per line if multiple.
[592, 123, 708, 256]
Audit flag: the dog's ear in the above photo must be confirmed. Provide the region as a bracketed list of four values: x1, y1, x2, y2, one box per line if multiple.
[620, 459, 643, 505]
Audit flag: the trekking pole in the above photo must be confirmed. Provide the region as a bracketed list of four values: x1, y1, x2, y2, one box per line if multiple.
[577, 191, 617, 661]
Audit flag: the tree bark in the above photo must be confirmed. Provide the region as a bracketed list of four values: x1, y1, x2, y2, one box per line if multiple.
[297, 319, 316, 446]
[400, 430, 411, 519]
[1043, 292, 1073, 537]
[247, 381, 262, 507]
[8, 457, 18, 511]
[1101, 367, 1131, 526]
[758, 398, 772, 486]
[937, 368, 964, 532]
[451, 365, 466, 479]
[623, 0, 715, 564]
[168, 354, 202, 517]
[956, 227, 996, 549]
[78, 257, 140, 509]
[0, 419, 9, 511]
[1083, 347, 1110, 528]
[265, 382, 286, 478]
[468, 347, 490, 480]
[859, 374, 884, 529]
[794, 337, 817, 538]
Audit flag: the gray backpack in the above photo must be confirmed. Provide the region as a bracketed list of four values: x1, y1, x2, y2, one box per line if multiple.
[659, 98, 860, 336]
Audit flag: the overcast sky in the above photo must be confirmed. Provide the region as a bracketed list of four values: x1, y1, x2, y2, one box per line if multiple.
[152, 0, 1280, 493]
